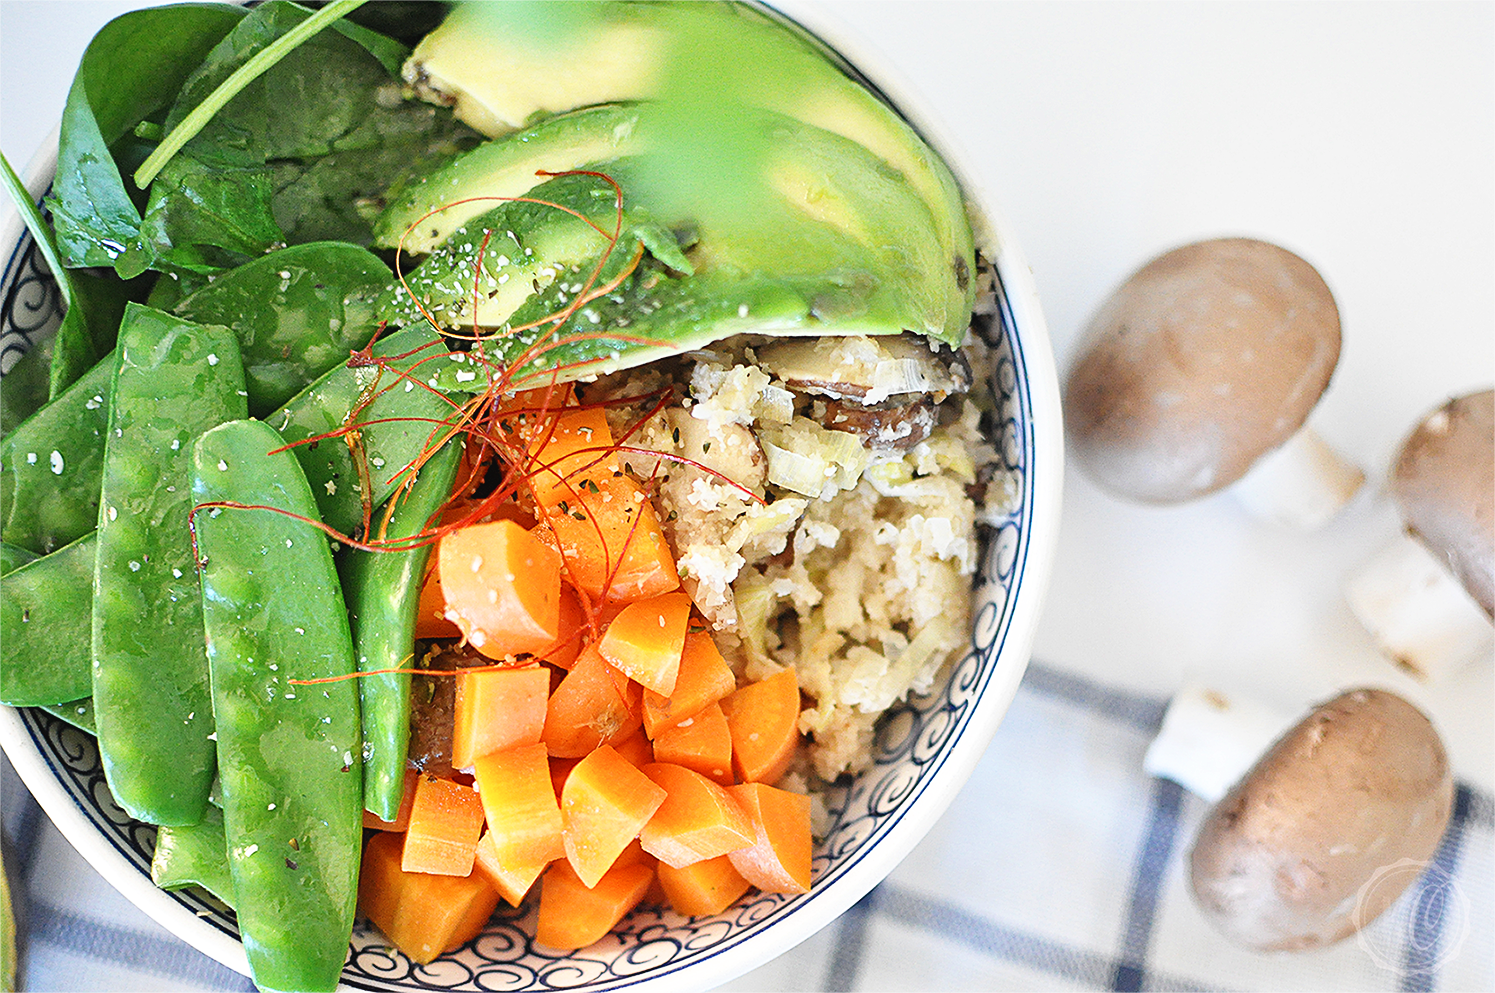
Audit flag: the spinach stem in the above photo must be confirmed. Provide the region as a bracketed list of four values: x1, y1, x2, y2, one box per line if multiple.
[0, 151, 73, 307]
[133, 0, 370, 189]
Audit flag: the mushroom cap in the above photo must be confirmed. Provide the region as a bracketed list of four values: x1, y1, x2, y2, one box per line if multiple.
[1065, 238, 1341, 503]
[1391, 388, 1494, 618]
[1188, 688, 1453, 951]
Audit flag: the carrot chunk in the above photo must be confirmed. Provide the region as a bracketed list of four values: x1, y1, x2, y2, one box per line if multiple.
[535, 857, 653, 952]
[726, 783, 812, 895]
[642, 630, 737, 737]
[656, 855, 752, 917]
[543, 474, 679, 603]
[611, 725, 655, 769]
[520, 405, 619, 508]
[472, 742, 566, 869]
[596, 591, 691, 696]
[537, 585, 585, 670]
[359, 833, 500, 965]
[560, 745, 667, 887]
[437, 519, 561, 658]
[721, 667, 802, 784]
[542, 644, 642, 758]
[638, 763, 754, 869]
[414, 563, 462, 639]
[651, 703, 734, 786]
[473, 831, 548, 908]
[452, 663, 549, 768]
[402, 775, 486, 876]
[364, 769, 420, 831]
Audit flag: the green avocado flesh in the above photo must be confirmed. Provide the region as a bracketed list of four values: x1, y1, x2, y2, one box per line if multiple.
[381, 1, 976, 377]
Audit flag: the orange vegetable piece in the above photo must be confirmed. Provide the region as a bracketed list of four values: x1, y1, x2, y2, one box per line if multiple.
[520, 405, 619, 508]
[472, 742, 566, 869]
[560, 745, 667, 887]
[543, 473, 679, 603]
[473, 831, 548, 908]
[721, 667, 802, 784]
[452, 663, 549, 769]
[638, 763, 754, 869]
[596, 592, 691, 696]
[534, 856, 653, 952]
[536, 586, 585, 670]
[414, 564, 462, 639]
[651, 702, 734, 786]
[359, 833, 500, 964]
[656, 855, 752, 917]
[611, 726, 655, 769]
[726, 783, 812, 895]
[402, 775, 486, 876]
[542, 644, 642, 758]
[364, 769, 419, 831]
[437, 519, 561, 658]
[642, 630, 737, 737]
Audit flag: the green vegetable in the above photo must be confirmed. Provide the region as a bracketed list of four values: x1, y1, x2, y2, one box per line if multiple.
[0, 845, 14, 993]
[40, 698, 96, 733]
[340, 437, 460, 820]
[0, 532, 96, 706]
[0, 543, 38, 575]
[192, 418, 362, 993]
[152, 805, 236, 909]
[92, 304, 246, 826]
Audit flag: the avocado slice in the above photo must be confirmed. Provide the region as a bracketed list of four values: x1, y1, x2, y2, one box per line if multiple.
[402, 1, 975, 326]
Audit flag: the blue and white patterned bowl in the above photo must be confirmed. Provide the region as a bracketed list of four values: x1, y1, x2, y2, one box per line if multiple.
[0, 5, 1062, 990]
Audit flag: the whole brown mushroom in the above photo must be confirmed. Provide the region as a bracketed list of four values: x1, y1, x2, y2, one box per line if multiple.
[1189, 688, 1453, 951]
[1065, 237, 1364, 525]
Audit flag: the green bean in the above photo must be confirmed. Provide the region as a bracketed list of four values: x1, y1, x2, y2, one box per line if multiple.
[340, 435, 460, 820]
[152, 805, 236, 910]
[0, 531, 96, 706]
[39, 698, 96, 733]
[92, 304, 246, 826]
[192, 418, 361, 993]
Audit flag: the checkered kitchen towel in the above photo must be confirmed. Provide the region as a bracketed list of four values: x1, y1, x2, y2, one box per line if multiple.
[4, 662, 1491, 992]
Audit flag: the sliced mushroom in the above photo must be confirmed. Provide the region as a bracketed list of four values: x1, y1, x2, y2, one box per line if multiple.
[1144, 685, 1299, 803]
[1189, 688, 1453, 951]
[1065, 238, 1363, 525]
[819, 396, 937, 451]
[757, 333, 970, 405]
[1346, 389, 1494, 681]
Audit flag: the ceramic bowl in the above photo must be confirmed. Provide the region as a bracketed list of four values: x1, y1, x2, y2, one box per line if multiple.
[0, 3, 1062, 989]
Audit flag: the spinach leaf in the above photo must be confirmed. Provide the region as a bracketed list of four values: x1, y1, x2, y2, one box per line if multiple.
[46, 4, 247, 273]
[46, 270, 150, 400]
[139, 1, 478, 273]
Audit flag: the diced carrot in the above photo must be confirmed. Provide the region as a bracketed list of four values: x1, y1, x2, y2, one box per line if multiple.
[611, 726, 655, 769]
[414, 563, 462, 639]
[638, 763, 754, 869]
[651, 703, 734, 786]
[473, 831, 548, 908]
[402, 775, 486, 876]
[437, 519, 561, 659]
[536, 586, 585, 670]
[542, 473, 679, 603]
[452, 664, 549, 769]
[656, 855, 752, 917]
[542, 644, 642, 758]
[721, 667, 801, 784]
[360, 833, 500, 965]
[364, 769, 420, 831]
[642, 630, 737, 737]
[726, 783, 812, 895]
[472, 742, 566, 869]
[534, 856, 653, 952]
[520, 405, 619, 508]
[596, 592, 691, 696]
[560, 745, 667, 887]
[549, 755, 580, 798]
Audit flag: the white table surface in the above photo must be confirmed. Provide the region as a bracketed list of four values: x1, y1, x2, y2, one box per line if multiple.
[0, 3, 1491, 989]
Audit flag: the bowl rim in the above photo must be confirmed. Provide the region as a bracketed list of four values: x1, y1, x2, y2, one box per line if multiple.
[0, 3, 1064, 989]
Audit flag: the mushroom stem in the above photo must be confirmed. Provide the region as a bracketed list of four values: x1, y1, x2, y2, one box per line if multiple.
[1230, 425, 1365, 529]
[1345, 533, 1495, 682]
[1144, 686, 1300, 802]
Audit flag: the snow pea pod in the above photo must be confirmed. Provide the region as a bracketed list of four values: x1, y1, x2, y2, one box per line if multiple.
[0, 543, 37, 575]
[92, 304, 246, 826]
[192, 418, 361, 993]
[340, 435, 460, 820]
[0, 531, 96, 706]
[266, 323, 459, 538]
[0, 354, 111, 555]
[152, 805, 235, 910]
[40, 698, 96, 733]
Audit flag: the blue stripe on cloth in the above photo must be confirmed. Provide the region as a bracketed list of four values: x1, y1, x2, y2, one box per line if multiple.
[1399, 785, 1474, 993]
[1111, 777, 1186, 992]
[823, 886, 877, 991]
[1021, 662, 1167, 732]
[28, 900, 256, 991]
